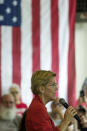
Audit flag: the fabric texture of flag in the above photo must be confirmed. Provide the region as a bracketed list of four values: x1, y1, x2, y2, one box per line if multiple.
[0, 0, 76, 107]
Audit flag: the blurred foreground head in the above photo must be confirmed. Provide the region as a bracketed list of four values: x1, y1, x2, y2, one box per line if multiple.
[0, 94, 16, 120]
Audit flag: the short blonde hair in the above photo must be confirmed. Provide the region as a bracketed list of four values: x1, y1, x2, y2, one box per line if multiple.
[31, 70, 56, 95]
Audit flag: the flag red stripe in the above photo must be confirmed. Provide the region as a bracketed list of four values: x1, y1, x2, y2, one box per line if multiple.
[32, 0, 40, 72]
[0, 27, 1, 98]
[51, 0, 59, 96]
[68, 0, 76, 106]
[12, 27, 21, 87]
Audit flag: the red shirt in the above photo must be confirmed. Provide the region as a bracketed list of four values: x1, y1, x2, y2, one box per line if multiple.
[26, 95, 60, 131]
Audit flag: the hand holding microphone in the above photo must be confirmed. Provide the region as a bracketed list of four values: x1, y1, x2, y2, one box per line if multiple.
[53, 98, 82, 131]
[59, 98, 81, 123]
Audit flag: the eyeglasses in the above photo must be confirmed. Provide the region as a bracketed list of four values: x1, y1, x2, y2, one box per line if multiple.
[47, 82, 57, 87]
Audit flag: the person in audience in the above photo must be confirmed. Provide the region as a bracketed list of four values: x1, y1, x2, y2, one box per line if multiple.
[49, 99, 64, 126]
[75, 90, 85, 108]
[49, 99, 75, 131]
[26, 70, 77, 131]
[74, 78, 87, 131]
[75, 78, 87, 109]
[74, 105, 87, 131]
[0, 94, 21, 131]
[9, 83, 27, 116]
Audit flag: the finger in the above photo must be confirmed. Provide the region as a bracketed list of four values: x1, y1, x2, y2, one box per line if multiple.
[67, 106, 77, 116]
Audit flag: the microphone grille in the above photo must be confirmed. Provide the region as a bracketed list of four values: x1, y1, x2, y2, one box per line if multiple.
[59, 98, 66, 104]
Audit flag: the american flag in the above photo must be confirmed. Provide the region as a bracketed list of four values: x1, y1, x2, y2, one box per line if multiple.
[0, 0, 76, 106]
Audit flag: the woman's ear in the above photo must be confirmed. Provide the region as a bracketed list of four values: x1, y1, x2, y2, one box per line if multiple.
[39, 86, 45, 94]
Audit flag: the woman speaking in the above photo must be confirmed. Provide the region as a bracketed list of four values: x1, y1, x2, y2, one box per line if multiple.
[26, 70, 77, 131]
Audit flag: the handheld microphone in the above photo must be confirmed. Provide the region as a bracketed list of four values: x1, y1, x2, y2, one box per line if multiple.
[59, 98, 81, 123]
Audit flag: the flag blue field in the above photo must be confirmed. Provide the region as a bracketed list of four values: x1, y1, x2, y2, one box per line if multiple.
[0, 0, 21, 26]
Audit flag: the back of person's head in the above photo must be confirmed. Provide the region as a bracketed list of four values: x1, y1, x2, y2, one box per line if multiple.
[31, 70, 56, 95]
[82, 78, 87, 90]
[9, 83, 21, 104]
[0, 94, 16, 120]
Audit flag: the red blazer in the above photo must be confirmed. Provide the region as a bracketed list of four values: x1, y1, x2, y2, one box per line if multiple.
[26, 95, 60, 131]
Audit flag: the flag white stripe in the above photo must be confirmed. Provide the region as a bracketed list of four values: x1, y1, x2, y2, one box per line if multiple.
[1, 26, 12, 95]
[58, 0, 69, 101]
[21, 0, 33, 106]
[40, 0, 51, 70]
